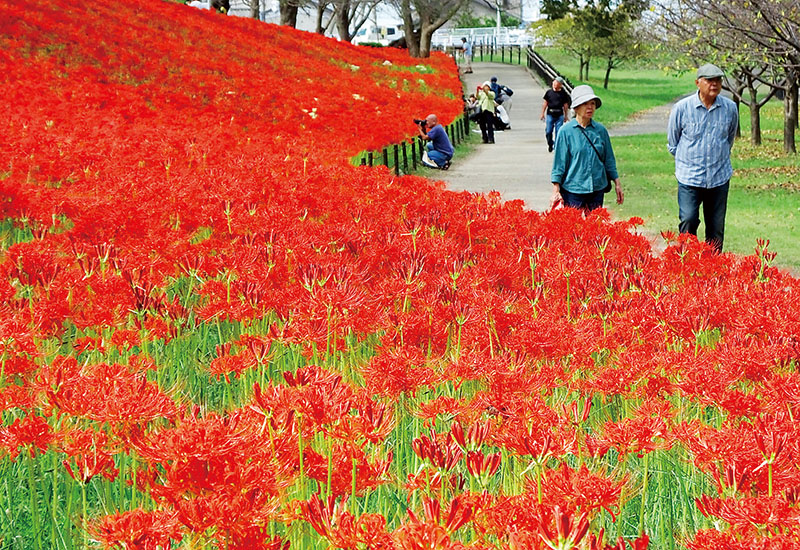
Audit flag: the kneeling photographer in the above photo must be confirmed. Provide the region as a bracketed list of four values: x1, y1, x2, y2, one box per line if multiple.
[415, 114, 453, 170]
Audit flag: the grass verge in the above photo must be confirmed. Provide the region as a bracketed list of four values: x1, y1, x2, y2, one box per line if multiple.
[536, 47, 695, 125]
[608, 101, 800, 270]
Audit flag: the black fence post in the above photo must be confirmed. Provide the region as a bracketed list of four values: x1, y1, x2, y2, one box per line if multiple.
[402, 142, 408, 173]
[382, 147, 389, 167]
[411, 140, 417, 170]
[368, 151, 373, 166]
[360, 156, 366, 166]
[517, 46, 521, 65]
[501, 45, 505, 63]
[393, 144, 400, 175]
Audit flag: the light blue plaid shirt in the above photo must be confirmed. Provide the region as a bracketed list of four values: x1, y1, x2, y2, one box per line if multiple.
[667, 92, 738, 188]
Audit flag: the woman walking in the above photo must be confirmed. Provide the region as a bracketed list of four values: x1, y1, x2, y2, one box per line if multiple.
[550, 85, 623, 210]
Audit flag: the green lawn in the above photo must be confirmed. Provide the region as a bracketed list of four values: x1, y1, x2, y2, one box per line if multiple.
[608, 101, 800, 270]
[535, 47, 696, 125]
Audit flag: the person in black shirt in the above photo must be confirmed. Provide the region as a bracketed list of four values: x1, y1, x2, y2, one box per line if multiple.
[540, 77, 571, 152]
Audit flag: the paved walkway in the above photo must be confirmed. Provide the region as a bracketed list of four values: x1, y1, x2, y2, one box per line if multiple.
[443, 62, 554, 211]
[439, 62, 678, 212]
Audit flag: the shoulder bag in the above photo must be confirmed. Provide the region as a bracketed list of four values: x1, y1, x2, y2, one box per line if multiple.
[577, 126, 613, 194]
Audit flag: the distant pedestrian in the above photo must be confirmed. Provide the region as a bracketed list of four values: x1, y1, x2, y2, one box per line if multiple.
[550, 85, 623, 211]
[476, 81, 496, 144]
[460, 38, 473, 74]
[667, 63, 738, 253]
[541, 77, 571, 153]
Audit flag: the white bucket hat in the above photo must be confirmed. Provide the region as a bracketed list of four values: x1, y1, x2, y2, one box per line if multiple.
[571, 85, 602, 109]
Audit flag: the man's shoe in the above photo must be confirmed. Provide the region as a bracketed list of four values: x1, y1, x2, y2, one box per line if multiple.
[442, 160, 451, 170]
[548, 144, 554, 152]
[488, 140, 495, 144]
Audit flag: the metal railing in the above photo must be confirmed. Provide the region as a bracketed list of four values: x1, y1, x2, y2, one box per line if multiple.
[431, 26, 534, 48]
[440, 43, 526, 65]
[526, 47, 573, 91]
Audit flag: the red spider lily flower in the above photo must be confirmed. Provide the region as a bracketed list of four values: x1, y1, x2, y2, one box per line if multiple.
[465, 450, 502, 485]
[529, 463, 625, 520]
[589, 529, 650, 550]
[363, 345, 435, 399]
[0, 385, 36, 412]
[0, 413, 54, 459]
[303, 441, 393, 497]
[89, 509, 182, 550]
[40, 359, 179, 427]
[283, 365, 355, 430]
[695, 494, 799, 530]
[442, 496, 474, 533]
[394, 521, 451, 550]
[405, 469, 442, 498]
[536, 505, 590, 550]
[60, 427, 120, 483]
[342, 393, 395, 444]
[412, 427, 463, 472]
[451, 419, 491, 451]
[415, 396, 463, 421]
[298, 494, 393, 549]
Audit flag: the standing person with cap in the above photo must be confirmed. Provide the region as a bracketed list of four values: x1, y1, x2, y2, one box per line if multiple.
[668, 63, 738, 253]
[550, 85, 623, 211]
[541, 77, 571, 153]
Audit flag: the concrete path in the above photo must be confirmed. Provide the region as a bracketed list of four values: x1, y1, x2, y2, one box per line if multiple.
[439, 62, 683, 211]
[608, 97, 684, 137]
[442, 62, 555, 212]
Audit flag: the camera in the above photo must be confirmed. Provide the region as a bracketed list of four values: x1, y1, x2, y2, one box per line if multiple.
[413, 118, 427, 131]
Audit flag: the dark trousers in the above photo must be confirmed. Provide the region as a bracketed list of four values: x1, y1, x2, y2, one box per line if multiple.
[545, 113, 564, 148]
[678, 181, 729, 252]
[560, 188, 605, 211]
[478, 109, 494, 143]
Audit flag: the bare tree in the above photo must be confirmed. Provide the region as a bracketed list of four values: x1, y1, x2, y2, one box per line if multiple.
[655, 0, 800, 152]
[392, 0, 469, 57]
[334, 0, 379, 42]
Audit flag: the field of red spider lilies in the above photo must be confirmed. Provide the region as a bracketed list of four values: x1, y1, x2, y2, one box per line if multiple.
[3, 1, 800, 549]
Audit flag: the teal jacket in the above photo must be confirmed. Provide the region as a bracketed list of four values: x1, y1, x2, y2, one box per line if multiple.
[551, 119, 618, 194]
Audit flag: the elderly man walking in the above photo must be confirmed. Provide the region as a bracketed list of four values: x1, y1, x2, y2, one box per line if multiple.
[667, 63, 739, 252]
[541, 77, 571, 153]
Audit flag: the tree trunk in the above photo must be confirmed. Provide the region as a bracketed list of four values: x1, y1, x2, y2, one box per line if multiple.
[785, 71, 798, 154]
[747, 85, 762, 146]
[336, 1, 351, 41]
[280, 2, 298, 27]
[250, 0, 260, 19]
[603, 56, 612, 89]
[399, 0, 420, 57]
[578, 55, 586, 80]
[419, 25, 434, 58]
[316, 2, 326, 34]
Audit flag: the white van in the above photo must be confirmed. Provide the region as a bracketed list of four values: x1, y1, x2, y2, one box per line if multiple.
[353, 25, 401, 46]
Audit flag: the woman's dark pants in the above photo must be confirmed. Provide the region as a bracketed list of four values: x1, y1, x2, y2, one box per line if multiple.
[478, 109, 494, 143]
[560, 188, 605, 211]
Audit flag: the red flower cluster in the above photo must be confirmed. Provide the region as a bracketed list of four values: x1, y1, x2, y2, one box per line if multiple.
[3, 0, 800, 549]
